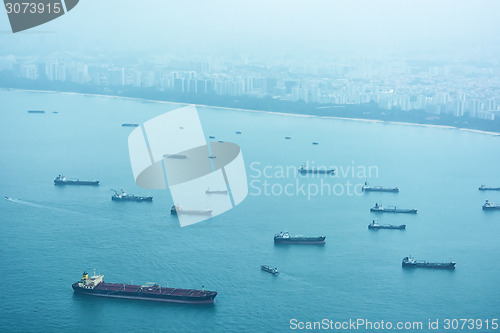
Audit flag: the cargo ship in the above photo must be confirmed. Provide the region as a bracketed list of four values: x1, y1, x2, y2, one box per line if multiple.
[170, 205, 212, 215]
[54, 175, 99, 186]
[298, 164, 335, 175]
[479, 185, 500, 191]
[274, 231, 326, 244]
[362, 182, 399, 193]
[111, 189, 152, 202]
[368, 220, 406, 230]
[72, 271, 217, 304]
[121, 123, 139, 127]
[370, 203, 417, 214]
[482, 200, 500, 210]
[27, 110, 45, 113]
[402, 256, 456, 269]
[261, 265, 279, 275]
[205, 188, 228, 194]
[164, 154, 188, 159]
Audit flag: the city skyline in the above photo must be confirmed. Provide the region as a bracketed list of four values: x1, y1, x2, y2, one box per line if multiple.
[1, 52, 499, 121]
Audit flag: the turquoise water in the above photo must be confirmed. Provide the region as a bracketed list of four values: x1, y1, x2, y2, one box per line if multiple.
[1, 90, 499, 332]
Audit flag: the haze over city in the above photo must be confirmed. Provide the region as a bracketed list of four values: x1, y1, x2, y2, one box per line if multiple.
[1, 0, 500, 59]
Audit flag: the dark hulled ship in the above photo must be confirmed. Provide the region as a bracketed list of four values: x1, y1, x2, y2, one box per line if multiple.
[274, 231, 326, 244]
[370, 203, 417, 214]
[72, 271, 217, 304]
[298, 165, 335, 175]
[54, 175, 99, 186]
[260, 265, 279, 275]
[170, 205, 212, 216]
[482, 200, 500, 210]
[111, 189, 152, 202]
[478, 185, 500, 191]
[362, 182, 399, 193]
[368, 220, 406, 230]
[402, 256, 456, 269]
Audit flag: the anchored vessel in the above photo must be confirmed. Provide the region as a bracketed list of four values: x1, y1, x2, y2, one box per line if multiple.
[362, 182, 399, 193]
[54, 175, 99, 186]
[121, 123, 139, 127]
[368, 220, 406, 230]
[164, 154, 187, 159]
[402, 256, 456, 269]
[111, 189, 152, 202]
[478, 185, 500, 191]
[370, 203, 417, 214]
[205, 188, 228, 194]
[298, 165, 335, 175]
[72, 271, 217, 304]
[482, 200, 500, 210]
[261, 265, 279, 275]
[27, 110, 45, 113]
[170, 205, 212, 216]
[274, 231, 326, 244]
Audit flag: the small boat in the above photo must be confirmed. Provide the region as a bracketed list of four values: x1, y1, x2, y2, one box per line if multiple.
[218, 140, 224, 143]
[261, 265, 279, 275]
[205, 188, 228, 194]
[170, 205, 212, 216]
[208, 156, 216, 159]
[111, 189, 152, 202]
[209, 136, 215, 139]
[482, 200, 500, 210]
[235, 131, 242, 134]
[370, 203, 417, 214]
[368, 220, 405, 230]
[478, 185, 500, 191]
[362, 182, 399, 193]
[298, 165, 335, 175]
[27, 110, 45, 114]
[402, 256, 455, 269]
[121, 123, 139, 127]
[54, 175, 99, 186]
[4, 196, 11, 200]
[52, 111, 59, 114]
[285, 136, 291, 140]
[312, 142, 319, 145]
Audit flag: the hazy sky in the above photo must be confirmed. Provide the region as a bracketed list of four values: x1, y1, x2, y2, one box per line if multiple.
[1, 0, 500, 59]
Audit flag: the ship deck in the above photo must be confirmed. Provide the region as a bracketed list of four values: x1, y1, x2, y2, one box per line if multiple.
[95, 282, 215, 297]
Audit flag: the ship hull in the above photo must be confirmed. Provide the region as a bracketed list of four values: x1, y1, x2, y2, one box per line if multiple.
[368, 225, 406, 230]
[112, 196, 153, 202]
[54, 180, 99, 185]
[363, 188, 399, 193]
[483, 206, 500, 210]
[274, 237, 326, 244]
[402, 262, 455, 269]
[478, 187, 500, 191]
[72, 284, 216, 304]
[370, 208, 417, 214]
[299, 169, 335, 175]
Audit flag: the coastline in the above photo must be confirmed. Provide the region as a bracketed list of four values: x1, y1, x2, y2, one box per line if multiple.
[5, 88, 500, 136]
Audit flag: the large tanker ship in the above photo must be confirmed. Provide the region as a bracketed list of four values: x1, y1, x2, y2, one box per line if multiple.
[72, 271, 217, 304]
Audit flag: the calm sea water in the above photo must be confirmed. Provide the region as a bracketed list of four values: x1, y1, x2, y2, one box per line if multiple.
[1, 90, 499, 332]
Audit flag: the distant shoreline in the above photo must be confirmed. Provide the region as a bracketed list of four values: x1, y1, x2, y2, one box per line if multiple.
[5, 88, 500, 136]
